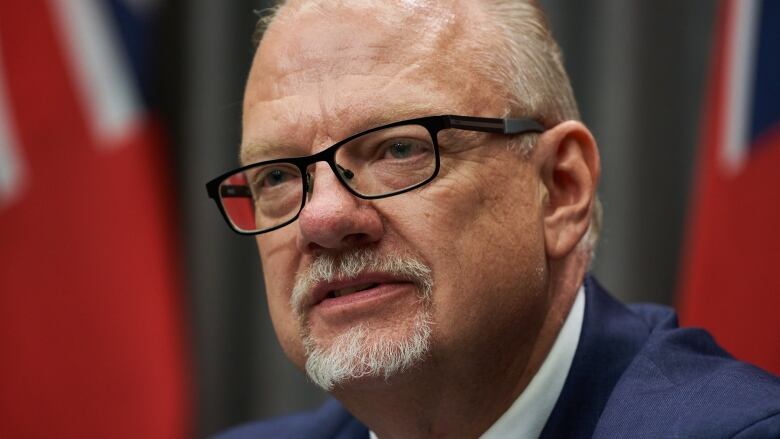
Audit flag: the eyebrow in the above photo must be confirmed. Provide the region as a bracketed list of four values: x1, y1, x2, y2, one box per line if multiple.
[240, 143, 301, 167]
[354, 104, 447, 130]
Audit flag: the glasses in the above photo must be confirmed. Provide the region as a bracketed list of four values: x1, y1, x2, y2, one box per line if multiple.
[206, 115, 544, 235]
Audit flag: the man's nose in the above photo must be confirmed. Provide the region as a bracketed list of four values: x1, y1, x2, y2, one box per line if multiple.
[296, 162, 384, 253]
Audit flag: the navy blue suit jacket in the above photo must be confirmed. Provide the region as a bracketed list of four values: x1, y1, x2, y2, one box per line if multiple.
[215, 276, 780, 438]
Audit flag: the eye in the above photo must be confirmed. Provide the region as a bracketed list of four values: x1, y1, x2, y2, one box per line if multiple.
[382, 138, 431, 160]
[253, 167, 299, 190]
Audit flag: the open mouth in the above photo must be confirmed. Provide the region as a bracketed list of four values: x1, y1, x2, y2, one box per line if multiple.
[326, 283, 380, 299]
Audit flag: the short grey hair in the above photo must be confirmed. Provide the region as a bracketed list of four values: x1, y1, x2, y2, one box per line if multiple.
[252, 0, 601, 257]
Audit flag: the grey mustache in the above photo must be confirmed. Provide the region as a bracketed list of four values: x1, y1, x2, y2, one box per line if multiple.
[290, 249, 433, 316]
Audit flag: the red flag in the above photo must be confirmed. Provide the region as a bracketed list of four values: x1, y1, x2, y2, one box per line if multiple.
[0, 1, 190, 437]
[679, 0, 780, 375]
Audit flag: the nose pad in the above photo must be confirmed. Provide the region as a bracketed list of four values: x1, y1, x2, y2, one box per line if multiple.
[336, 164, 354, 180]
[305, 172, 313, 198]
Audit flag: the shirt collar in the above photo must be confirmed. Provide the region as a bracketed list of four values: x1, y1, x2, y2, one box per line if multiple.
[481, 285, 585, 438]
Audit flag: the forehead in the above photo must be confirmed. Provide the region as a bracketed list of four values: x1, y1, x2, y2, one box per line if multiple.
[241, 0, 503, 162]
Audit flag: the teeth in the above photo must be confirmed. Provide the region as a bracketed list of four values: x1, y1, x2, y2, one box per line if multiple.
[333, 283, 376, 298]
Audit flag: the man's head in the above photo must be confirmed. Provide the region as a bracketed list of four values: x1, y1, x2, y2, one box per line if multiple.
[240, 0, 600, 392]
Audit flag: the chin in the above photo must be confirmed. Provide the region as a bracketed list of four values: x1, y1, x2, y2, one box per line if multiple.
[302, 310, 433, 391]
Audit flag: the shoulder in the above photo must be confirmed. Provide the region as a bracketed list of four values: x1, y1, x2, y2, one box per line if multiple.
[595, 301, 780, 438]
[211, 399, 367, 439]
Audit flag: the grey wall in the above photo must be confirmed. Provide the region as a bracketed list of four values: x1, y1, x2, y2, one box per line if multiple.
[542, 0, 716, 303]
[162, 1, 716, 436]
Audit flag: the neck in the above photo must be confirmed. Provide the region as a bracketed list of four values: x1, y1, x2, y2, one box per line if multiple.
[333, 256, 587, 439]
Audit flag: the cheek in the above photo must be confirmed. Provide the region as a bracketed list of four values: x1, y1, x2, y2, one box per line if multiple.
[390, 163, 548, 343]
[406, 162, 543, 260]
[256, 233, 307, 367]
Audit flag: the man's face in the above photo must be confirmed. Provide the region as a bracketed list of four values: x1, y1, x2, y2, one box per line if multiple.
[242, 1, 551, 388]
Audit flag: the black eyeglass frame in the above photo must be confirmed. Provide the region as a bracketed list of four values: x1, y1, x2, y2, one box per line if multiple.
[205, 114, 545, 235]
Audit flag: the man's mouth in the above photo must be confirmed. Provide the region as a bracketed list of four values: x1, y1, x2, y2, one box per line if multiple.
[305, 275, 411, 310]
[328, 283, 380, 298]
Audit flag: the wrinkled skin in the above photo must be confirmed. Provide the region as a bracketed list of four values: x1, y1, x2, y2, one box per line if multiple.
[242, 1, 599, 437]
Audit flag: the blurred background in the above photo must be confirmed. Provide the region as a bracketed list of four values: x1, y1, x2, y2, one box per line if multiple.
[1, 0, 778, 438]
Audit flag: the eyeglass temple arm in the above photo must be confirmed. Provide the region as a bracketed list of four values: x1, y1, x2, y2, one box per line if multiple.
[220, 185, 252, 198]
[446, 115, 544, 134]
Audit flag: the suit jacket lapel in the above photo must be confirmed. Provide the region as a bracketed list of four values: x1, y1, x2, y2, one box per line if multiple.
[540, 275, 651, 439]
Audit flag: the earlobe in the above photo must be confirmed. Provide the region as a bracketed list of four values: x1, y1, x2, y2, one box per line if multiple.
[538, 121, 600, 259]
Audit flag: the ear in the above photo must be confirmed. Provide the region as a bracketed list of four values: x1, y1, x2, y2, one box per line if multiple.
[536, 121, 600, 260]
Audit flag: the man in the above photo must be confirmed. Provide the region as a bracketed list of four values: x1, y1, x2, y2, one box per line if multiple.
[206, 0, 780, 437]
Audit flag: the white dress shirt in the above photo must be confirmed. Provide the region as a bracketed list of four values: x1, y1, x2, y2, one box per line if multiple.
[369, 286, 585, 439]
